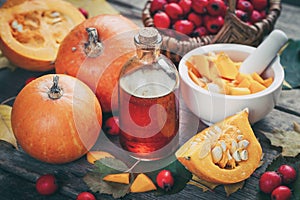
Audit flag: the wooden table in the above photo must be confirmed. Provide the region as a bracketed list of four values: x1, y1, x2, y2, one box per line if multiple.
[0, 0, 300, 199]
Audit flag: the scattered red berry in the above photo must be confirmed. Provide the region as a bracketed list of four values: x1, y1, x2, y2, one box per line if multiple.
[277, 164, 297, 184]
[78, 7, 88, 19]
[251, 0, 268, 11]
[25, 77, 36, 85]
[36, 174, 58, 196]
[156, 169, 174, 191]
[173, 19, 194, 35]
[178, 0, 192, 15]
[271, 186, 292, 200]
[165, 3, 184, 20]
[207, 0, 227, 16]
[187, 12, 203, 27]
[259, 171, 282, 194]
[150, 0, 168, 13]
[76, 191, 96, 200]
[104, 116, 120, 135]
[191, 0, 208, 14]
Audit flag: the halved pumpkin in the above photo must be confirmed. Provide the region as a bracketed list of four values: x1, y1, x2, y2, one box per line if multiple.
[0, 0, 85, 71]
[175, 109, 262, 184]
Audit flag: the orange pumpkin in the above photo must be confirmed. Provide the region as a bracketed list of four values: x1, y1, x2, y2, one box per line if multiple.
[0, 0, 85, 71]
[11, 74, 102, 164]
[55, 14, 139, 113]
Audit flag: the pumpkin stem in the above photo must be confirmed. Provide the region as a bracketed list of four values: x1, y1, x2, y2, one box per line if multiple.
[48, 75, 63, 100]
[84, 27, 103, 57]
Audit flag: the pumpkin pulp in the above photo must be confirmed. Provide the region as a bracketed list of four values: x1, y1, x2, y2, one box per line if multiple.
[0, 0, 85, 71]
[175, 109, 262, 184]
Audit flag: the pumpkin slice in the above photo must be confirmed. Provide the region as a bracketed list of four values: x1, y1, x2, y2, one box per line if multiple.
[86, 151, 115, 164]
[0, 0, 85, 71]
[175, 109, 262, 184]
[102, 173, 130, 184]
[130, 173, 157, 193]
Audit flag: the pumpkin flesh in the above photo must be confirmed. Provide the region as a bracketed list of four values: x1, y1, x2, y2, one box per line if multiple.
[55, 14, 139, 112]
[11, 74, 102, 164]
[176, 109, 262, 184]
[0, 0, 85, 71]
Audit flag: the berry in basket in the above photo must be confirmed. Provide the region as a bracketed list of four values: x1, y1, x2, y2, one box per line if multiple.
[148, 0, 269, 37]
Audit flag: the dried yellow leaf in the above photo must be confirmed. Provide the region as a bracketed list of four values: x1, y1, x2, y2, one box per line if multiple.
[0, 105, 18, 148]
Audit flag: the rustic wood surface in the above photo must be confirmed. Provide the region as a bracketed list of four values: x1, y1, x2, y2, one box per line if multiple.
[0, 0, 300, 199]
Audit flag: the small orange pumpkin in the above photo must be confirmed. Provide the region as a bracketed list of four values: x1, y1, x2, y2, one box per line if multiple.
[11, 74, 102, 164]
[55, 14, 139, 113]
[0, 0, 85, 71]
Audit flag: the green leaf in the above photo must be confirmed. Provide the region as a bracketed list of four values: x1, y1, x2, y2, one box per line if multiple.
[94, 157, 129, 177]
[280, 39, 300, 89]
[83, 172, 131, 199]
[0, 105, 18, 148]
[260, 122, 300, 157]
[83, 157, 132, 199]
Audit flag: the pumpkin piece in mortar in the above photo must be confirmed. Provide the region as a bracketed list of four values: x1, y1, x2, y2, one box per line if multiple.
[55, 14, 139, 113]
[11, 74, 102, 164]
[0, 0, 85, 71]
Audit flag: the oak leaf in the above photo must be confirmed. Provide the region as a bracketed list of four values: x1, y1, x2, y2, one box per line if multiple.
[261, 122, 300, 157]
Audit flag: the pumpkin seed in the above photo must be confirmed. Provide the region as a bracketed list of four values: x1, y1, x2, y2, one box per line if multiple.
[50, 11, 60, 18]
[236, 134, 243, 141]
[232, 150, 241, 162]
[211, 146, 222, 163]
[238, 139, 249, 149]
[52, 18, 62, 24]
[230, 140, 238, 154]
[240, 150, 248, 161]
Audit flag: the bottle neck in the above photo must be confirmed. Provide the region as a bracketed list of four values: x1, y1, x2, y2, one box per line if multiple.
[135, 45, 161, 63]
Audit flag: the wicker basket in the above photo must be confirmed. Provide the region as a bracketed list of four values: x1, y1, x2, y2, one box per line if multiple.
[142, 0, 282, 63]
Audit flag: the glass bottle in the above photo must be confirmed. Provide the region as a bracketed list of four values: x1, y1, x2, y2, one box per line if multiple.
[118, 27, 180, 160]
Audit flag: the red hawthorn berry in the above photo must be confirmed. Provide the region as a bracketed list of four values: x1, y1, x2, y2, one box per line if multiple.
[165, 3, 184, 20]
[250, 10, 262, 23]
[235, 9, 249, 22]
[260, 10, 267, 18]
[237, 0, 254, 15]
[150, 0, 168, 13]
[104, 116, 120, 135]
[156, 170, 174, 191]
[206, 0, 227, 16]
[25, 77, 36, 85]
[167, 0, 179, 2]
[251, 0, 268, 11]
[271, 186, 292, 200]
[259, 171, 282, 194]
[173, 20, 194, 35]
[36, 174, 58, 196]
[153, 11, 171, 28]
[78, 7, 88, 19]
[277, 164, 297, 184]
[205, 16, 224, 34]
[193, 26, 208, 37]
[187, 12, 203, 27]
[76, 192, 96, 200]
[191, 0, 208, 14]
[178, 0, 192, 15]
